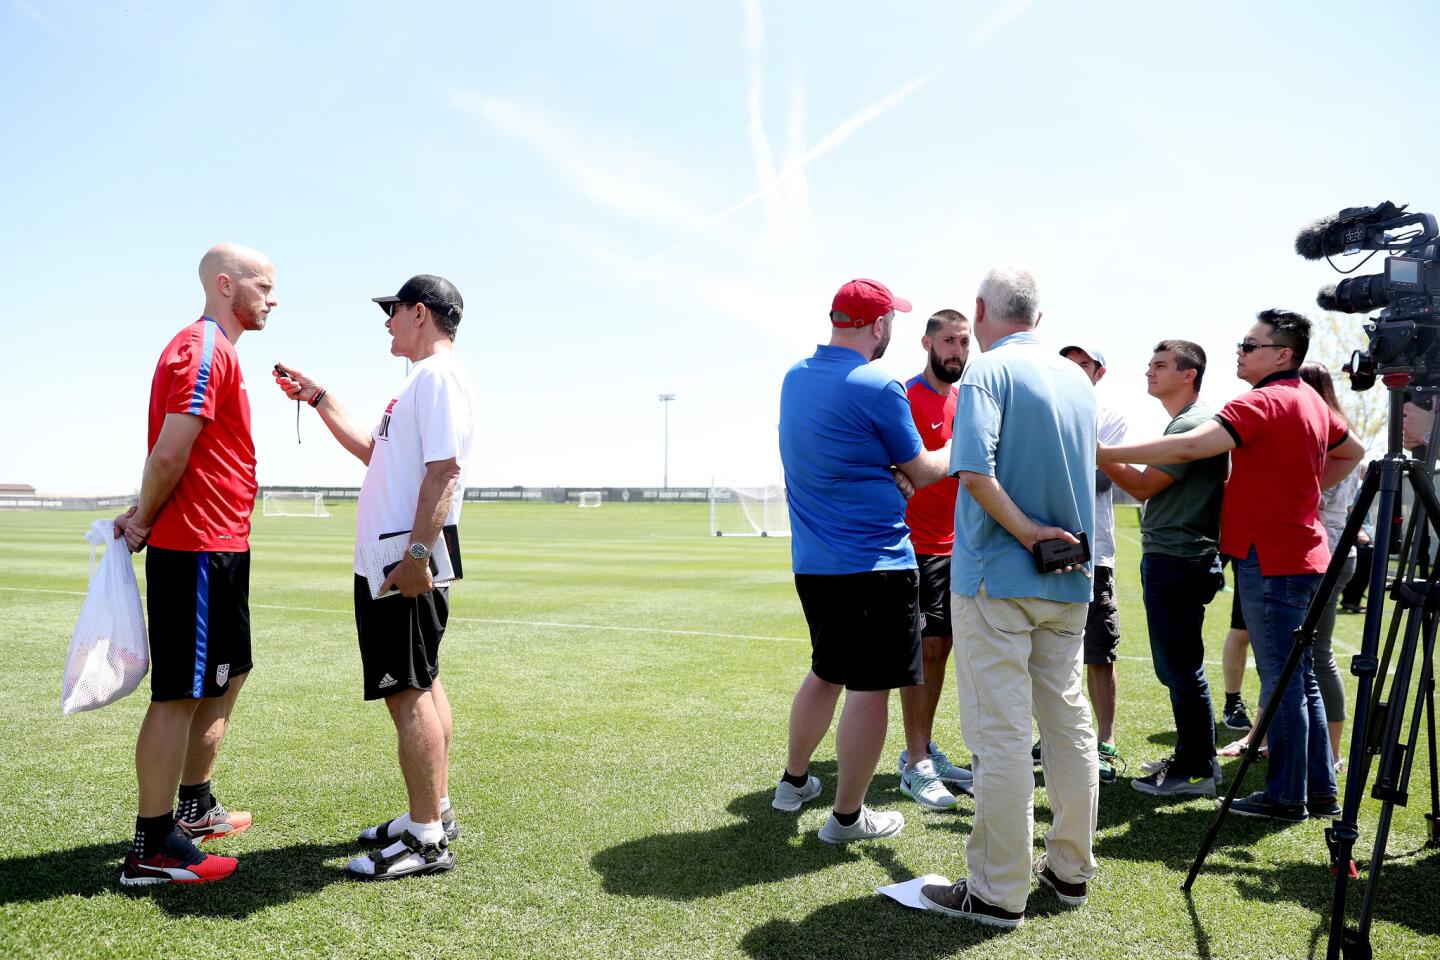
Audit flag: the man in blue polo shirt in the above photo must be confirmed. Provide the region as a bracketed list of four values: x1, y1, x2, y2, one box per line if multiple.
[774, 278, 953, 844]
[918, 266, 1100, 928]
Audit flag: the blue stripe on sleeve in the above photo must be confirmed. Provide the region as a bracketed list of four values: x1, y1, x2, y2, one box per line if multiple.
[187, 320, 218, 416]
[193, 553, 210, 698]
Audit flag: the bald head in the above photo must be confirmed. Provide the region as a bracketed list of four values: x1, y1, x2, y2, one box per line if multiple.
[199, 243, 272, 294]
[199, 243, 276, 337]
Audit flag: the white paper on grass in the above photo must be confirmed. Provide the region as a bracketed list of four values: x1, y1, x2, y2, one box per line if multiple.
[61, 520, 149, 714]
[877, 875, 951, 910]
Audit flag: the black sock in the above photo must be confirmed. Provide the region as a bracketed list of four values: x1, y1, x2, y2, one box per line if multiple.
[781, 769, 809, 789]
[177, 780, 213, 822]
[833, 808, 861, 827]
[133, 812, 175, 858]
[1225, 692, 1241, 708]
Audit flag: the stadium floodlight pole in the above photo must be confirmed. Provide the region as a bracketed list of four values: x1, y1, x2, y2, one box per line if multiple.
[659, 394, 676, 490]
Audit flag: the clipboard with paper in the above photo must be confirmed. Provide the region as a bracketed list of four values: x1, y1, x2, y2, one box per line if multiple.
[360, 524, 463, 600]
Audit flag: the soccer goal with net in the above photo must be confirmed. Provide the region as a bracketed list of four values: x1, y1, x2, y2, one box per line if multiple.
[709, 483, 789, 537]
[577, 491, 602, 508]
[261, 491, 332, 517]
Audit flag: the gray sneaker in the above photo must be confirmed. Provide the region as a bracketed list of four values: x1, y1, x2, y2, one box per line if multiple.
[898, 743, 974, 788]
[927, 743, 974, 789]
[817, 806, 904, 843]
[1131, 758, 1217, 797]
[899, 758, 958, 810]
[772, 775, 821, 812]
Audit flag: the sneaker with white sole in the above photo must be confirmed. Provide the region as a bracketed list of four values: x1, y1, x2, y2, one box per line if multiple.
[176, 800, 252, 844]
[119, 827, 237, 886]
[817, 806, 904, 843]
[900, 759, 958, 810]
[927, 743, 974, 788]
[1034, 856, 1088, 906]
[919, 878, 1024, 927]
[1131, 758, 1217, 797]
[772, 775, 822, 812]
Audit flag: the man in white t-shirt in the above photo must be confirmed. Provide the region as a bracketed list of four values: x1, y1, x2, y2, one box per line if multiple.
[1060, 344, 1128, 783]
[274, 274, 475, 881]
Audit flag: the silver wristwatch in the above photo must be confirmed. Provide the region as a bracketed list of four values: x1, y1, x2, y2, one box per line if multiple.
[407, 541, 432, 561]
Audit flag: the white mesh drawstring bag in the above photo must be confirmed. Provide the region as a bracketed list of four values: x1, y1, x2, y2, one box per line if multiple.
[61, 519, 149, 714]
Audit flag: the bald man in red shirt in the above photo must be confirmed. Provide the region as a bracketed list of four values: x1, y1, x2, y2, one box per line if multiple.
[113, 243, 276, 886]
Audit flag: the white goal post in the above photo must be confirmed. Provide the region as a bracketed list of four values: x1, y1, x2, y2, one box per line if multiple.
[261, 491, 332, 517]
[709, 483, 789, 537]
[577, 491, 603, 508]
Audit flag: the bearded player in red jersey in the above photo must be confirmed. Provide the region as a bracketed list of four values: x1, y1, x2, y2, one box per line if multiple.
[896, 309, 975, 811]
[112, 243, 276, 886]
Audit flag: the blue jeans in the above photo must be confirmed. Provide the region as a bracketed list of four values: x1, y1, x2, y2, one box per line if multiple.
[1141, 553, 1223, 778]
[1234, 548, 1338, 805]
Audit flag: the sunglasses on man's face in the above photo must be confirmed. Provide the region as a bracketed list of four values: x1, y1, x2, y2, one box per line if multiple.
[1236, 340, 1287, 354]
[383, 302, 413, 319]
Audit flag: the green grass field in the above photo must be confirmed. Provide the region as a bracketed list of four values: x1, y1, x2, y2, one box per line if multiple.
[1, 503, 1437, 959]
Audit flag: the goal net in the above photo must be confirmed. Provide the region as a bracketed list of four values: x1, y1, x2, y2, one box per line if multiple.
[709, 483, 789, 537]
[262, 491, 332, 517]
[577, 491, 602, 508]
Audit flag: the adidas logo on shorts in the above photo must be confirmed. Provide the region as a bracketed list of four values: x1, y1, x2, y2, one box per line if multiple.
[377, 674, 398, 689]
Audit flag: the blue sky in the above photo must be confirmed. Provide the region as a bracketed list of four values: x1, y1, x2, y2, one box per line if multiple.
[3, 1, 1437, 493]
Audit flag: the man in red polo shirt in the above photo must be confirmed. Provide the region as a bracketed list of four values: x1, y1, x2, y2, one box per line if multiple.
[1099, 309, 1364, 822]
[111, 243, 276, 885]
[896, 308, 974, 810]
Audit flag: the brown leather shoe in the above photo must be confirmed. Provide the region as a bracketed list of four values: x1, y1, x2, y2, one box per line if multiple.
[918, 879, 1024, 928]
[1034, 855, 1088, 906]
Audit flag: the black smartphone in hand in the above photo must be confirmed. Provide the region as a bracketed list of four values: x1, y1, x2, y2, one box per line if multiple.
[1032, 531, 1090, 573]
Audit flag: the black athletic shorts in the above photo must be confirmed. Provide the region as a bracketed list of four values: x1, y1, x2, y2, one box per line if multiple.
[146, 547, 252, 701]
[793, 570, 923, 691]
[1083, 564, 1120, 665]
[354, 575, 449, 701]
[916, 553, 952, 638]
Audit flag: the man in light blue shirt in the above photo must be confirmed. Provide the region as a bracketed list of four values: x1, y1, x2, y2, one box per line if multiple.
[919, 267, 1100, 928]
[773, 278, 952, 845]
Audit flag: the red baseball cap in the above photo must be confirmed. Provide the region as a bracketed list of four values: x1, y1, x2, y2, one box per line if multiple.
[831, 279, 912, 327]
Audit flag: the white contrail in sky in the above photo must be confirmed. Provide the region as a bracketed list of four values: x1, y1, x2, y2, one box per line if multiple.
[741, 0, 782, 241]
[656, 65, 944, 259]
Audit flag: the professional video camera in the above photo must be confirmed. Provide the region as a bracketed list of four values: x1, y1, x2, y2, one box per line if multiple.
[1295, 201, 1440, 388]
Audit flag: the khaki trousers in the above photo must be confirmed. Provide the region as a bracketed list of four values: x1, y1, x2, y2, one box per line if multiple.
[951, 585, 1099, 912]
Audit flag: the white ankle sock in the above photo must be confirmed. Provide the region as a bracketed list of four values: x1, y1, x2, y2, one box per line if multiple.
[411, 820, 444, 845]
[439, 796, 451, 813]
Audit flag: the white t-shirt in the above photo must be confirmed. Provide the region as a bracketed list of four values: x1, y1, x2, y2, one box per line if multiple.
[354, 349, 475, 573]
[1094, 404, 1128, 568]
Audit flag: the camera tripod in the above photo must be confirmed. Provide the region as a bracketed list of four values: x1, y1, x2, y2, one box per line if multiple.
[1183, 390, 1440, 960]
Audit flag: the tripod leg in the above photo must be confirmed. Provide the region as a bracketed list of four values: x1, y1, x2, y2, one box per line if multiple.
[1182, 634, 1309, 890]
[1326, 455, 1404, 960]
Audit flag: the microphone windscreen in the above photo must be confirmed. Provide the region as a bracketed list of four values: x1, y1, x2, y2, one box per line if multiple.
[1295, 216, 1341, 260]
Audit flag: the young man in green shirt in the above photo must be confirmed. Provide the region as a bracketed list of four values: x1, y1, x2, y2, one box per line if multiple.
[1100, 341, 1228, 795]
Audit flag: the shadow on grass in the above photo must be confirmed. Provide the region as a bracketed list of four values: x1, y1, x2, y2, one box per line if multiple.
[740, 882, 1070, 960]
[0, 839, 353, 917]
[591, 761, 959, 901]
[1100, 794, 1440, 945]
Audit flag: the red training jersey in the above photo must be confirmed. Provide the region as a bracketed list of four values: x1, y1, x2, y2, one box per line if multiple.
[1215, 371, 1349, 576]
[146, 317, 256, 552]
[904, 374, 959, 555]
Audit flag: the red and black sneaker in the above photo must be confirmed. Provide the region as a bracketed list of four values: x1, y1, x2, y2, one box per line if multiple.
[177, 801, 253, 843]
[119, 828, 238, 886]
